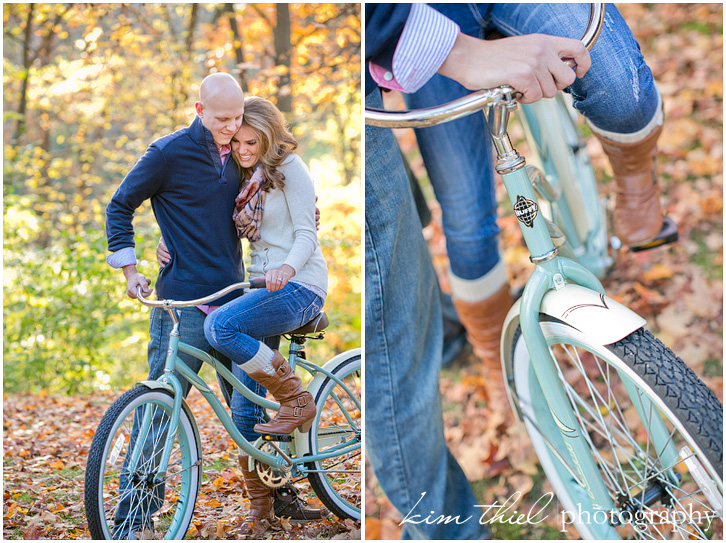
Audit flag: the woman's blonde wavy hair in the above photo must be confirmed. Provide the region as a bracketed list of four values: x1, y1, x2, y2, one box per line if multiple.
[233, 96, 298, 192]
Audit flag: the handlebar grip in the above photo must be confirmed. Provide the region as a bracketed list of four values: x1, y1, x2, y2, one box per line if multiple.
[249, 277, 266, 289]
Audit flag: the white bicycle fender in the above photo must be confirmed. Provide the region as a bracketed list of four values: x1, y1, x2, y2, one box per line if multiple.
[138, 380, 174, 394]
[540, 284, 646, 345]
[293, 348, 361, 457]
[500, 284, 646, 422]
[304, 348, 362, 400]
[501, 284, 645, 358]
[136, 380, 196, 419]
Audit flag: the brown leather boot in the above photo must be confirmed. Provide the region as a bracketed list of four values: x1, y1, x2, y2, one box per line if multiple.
[452, 284, 513, 411]
[237, 454, 274, 536]
[594, 123, 664, 247]
[248, 351, 316, 436]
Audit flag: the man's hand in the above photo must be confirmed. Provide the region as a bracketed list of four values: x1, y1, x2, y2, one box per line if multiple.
[265, 264, 295, 292]
[438, 33, 591, 104]
[122, 265, 152, 299]
[315, 195, 320, 231]
[236, 179, 260, 210]
[157, 237, 171, 267]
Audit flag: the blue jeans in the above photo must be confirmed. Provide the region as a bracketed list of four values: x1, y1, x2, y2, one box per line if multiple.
[113, 306, 274, 535]
[204, 283, 324, 441]
[406, 3, 658, 280]
[366, 88, 489, 540]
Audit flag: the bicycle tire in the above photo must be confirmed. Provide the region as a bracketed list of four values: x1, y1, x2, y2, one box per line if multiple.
[85, 386, 202, 540]
[510, 320, 722, 539]
[305, 353, 361, 520]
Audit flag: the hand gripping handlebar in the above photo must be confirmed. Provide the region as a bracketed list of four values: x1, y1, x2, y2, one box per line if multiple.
[135, 277, 266, 308]
[364, 3, 605, 129]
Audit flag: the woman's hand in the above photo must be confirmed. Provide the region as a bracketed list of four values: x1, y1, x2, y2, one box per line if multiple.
[265, 264, 295, 292]
[157, 237, 171, 267]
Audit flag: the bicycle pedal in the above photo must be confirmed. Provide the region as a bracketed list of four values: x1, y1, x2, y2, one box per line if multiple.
[262, 433, 294, 442]
[629, 217, 679, 253]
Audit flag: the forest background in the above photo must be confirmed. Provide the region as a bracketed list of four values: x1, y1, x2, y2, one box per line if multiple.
[3, 4, 360, 539]
[3, 3, 361, 395]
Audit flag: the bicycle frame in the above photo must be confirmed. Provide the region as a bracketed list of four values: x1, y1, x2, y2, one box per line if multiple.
[490, 98, 680, 520]
[518, 96, 612, 277]
[131, 300, 361, 484]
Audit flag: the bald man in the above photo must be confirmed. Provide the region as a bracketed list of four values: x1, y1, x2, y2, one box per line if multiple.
[105, 73, 323, 538]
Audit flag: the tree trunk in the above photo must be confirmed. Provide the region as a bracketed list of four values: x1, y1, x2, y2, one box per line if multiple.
[14, 3, 35, 145]
[185, 3, 198, 58]
[274, 4, 292, 115]
[224, 4, 248, 92]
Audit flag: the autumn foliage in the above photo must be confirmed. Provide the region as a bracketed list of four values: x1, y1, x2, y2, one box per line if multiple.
[4, 3, 360, 540]
[3, 3, 361, 394]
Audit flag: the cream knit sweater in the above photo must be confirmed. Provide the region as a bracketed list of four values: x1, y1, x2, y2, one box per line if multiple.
[247, 154, 328, 294]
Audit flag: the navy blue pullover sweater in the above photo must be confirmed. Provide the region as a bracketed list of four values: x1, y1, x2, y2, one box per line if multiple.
[106, 116, 244, 305]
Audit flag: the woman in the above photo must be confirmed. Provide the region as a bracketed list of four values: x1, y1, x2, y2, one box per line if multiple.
[211, 96, 328, 529]
[161, 96, 327, 531]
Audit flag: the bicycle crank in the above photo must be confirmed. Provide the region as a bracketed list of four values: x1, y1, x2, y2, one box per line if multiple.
[250, 440, 293, 489]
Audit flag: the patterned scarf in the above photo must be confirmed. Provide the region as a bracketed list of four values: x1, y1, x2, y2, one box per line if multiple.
[233, 165, 266, 241]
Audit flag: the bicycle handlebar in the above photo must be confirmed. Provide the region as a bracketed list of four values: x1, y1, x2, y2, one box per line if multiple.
[136, 277, 266, 308]
[364, 3, 605, 129]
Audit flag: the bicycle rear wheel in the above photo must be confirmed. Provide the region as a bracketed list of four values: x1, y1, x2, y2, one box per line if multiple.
[306, 352, 361, 520]
[85, 386, 202, 540]
[510, 320, 722, 539]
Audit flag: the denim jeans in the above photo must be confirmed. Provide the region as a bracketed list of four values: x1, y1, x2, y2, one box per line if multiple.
[405, 3, 659, 281]
[204, 283, 324, 441]
[366, 88, 489, 540]
[113, 305, 274, 535]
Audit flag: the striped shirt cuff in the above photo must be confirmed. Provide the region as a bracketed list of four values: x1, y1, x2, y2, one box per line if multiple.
[106, 246, 137, 269]
[371, 4, 460, 93]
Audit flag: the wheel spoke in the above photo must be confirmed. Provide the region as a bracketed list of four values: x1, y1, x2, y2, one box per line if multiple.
[306, 357, 361, 520]
[518, 326, 722, 540]
[86, 389, 200, 540]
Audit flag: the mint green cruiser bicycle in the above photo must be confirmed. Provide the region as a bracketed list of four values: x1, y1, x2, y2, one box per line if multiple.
[366, 4, 722, 539]
[84, 279, 361, 539]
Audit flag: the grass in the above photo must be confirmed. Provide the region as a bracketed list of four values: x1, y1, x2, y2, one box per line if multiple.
[681, 21, 723, 35]
[690, 228, 723, 281]
[203, 456, 237, 473]
[703, 357, 723, 378]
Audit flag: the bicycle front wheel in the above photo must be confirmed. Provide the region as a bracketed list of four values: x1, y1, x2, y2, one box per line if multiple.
[85, 386, 202, 540]
[511, 320, 723, 540]
[306, 352, 361, 520]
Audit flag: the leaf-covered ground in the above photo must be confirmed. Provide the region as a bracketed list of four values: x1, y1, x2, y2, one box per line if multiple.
[366, 3, 722, 540]
[3, 389, 360, 540]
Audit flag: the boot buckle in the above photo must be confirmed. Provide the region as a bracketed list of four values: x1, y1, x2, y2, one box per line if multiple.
[296, 396, 307, 407]
[293, 406, 304, 417]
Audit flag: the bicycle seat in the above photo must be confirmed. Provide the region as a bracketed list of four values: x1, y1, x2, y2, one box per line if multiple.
[288, 310, 329, 335]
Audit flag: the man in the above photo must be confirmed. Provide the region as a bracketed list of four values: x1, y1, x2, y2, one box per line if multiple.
[106, 72, 322, 538]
